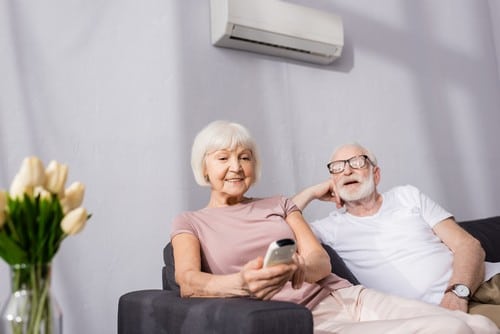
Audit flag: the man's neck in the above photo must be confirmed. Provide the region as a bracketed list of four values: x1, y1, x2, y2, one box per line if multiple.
[344, 192, 382, 217]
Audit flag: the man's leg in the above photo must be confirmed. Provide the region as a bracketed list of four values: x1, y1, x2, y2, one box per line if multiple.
[356, 287, 497, 333]
[312, 286, 497, 334]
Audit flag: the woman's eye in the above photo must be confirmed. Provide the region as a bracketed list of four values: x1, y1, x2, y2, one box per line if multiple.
[240, 156, 251, 161]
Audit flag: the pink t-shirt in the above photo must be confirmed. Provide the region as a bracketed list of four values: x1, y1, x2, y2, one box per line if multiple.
[170, 196, 352, 309]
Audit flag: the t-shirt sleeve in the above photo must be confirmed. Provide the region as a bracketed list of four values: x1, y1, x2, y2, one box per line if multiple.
[170, 212, 197, 240]
[401, 185, 452, 227]
[283, 196, 301, 216]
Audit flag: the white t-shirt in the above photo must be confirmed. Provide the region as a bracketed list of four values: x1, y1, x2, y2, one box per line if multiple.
[311, 185, 454, 304]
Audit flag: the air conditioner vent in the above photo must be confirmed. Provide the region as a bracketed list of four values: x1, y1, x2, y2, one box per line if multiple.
[230, 36, 320, 56]
[210, 0, 343, 65]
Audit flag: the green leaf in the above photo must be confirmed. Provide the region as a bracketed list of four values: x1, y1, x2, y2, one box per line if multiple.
[1, 194, 65, 264]
[0, 232, 28, 264]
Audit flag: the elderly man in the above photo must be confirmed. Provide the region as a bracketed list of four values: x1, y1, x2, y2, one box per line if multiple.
[293, 143, 500, 327]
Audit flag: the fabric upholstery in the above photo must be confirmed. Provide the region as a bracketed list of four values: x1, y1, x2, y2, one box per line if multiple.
[118, 290, 312, 334]
[118, 216, 499, 334]
[459, 216, 500, 262]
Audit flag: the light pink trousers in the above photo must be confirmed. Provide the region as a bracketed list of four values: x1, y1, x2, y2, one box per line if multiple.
[312, 286, 499, 334]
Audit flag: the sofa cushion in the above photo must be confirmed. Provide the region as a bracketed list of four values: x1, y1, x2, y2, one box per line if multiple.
[322, 244, 360, 285]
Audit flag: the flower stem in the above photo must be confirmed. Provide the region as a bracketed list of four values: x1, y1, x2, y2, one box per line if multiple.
[5, 263, 55, 334]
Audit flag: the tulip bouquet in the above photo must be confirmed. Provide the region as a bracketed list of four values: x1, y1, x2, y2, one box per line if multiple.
[0, 156, 91, 334]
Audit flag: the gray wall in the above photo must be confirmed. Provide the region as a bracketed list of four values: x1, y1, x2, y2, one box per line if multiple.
[0, 0, 499, 333]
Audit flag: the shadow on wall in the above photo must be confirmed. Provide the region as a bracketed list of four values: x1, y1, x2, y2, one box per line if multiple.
[174, 0, 500, 218]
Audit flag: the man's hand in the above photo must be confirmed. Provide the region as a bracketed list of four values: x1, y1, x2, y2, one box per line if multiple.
[293, 180, 343, 211]
[440, 291, 468, 312]
[314, 180, 343, 209]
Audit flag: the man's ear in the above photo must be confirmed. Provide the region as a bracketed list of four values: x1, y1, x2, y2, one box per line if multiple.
[373, 166, 381, 186]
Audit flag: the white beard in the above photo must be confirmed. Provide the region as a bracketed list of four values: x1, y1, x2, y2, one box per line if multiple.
[336, 171, 375, 202]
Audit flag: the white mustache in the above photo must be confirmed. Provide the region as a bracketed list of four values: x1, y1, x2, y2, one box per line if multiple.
[340, 175, 363, 186]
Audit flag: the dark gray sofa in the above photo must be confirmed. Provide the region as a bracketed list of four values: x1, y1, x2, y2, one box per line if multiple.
[117, 216, 500, 334]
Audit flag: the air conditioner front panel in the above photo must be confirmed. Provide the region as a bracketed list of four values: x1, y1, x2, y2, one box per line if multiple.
[226, 0, 343, 46]
[210, 0, 343, 64]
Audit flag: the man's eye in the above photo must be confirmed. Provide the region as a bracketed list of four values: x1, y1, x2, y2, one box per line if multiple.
[240, 156, 251, 161]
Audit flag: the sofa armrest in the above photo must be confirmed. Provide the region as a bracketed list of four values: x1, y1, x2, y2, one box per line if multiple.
[118, 289, 313, 334]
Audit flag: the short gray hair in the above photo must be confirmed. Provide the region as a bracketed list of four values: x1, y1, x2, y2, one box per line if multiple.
[332, 142, 378, 166]
[191, 120, 261, 186]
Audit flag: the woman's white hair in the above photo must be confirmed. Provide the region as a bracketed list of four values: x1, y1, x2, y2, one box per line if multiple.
[191, 120, 261, 186]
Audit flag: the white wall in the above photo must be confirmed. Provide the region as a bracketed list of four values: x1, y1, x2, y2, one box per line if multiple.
[0, 0, 499, 333]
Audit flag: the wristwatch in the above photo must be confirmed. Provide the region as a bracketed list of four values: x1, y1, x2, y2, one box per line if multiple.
[445, 284, 471, 299]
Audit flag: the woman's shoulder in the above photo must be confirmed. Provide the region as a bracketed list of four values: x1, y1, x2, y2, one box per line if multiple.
[246, 195, 291, 206]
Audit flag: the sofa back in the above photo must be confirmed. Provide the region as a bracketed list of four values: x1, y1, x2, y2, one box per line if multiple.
[458, 216, 500, 262]
[161, 242, 360, 292]
[163, 216, 500, 291]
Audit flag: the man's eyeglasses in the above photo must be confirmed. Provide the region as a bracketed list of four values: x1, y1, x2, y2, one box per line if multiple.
[327, 155, 374, 174]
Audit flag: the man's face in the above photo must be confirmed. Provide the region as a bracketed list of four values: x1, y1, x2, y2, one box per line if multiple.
[329, 146, 379, 202]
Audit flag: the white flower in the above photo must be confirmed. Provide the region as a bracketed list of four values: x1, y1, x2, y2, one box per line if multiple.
[19, 156, 46, 187]
[34, 186, 52, 200]
[9, 173, 30, 198]
[9, 157, 46, 198]
[60, 182, 85, 214]
[61, 207, 88, 235]
[0, 190, 6, 228]
[45, 160, 68, 197]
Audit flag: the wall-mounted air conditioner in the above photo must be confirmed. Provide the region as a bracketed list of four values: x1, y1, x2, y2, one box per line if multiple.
[210, 0, 343, 65]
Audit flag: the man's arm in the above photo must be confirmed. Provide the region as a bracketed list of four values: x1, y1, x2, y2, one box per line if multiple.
[292, 180, 339, 211]
[433, 217, 485, 312]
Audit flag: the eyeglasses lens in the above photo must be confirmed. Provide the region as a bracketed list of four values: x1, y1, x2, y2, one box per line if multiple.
[328, 155, 368, 174]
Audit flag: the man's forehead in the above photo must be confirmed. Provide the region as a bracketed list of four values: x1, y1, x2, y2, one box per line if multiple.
[332, 145, 365, 160]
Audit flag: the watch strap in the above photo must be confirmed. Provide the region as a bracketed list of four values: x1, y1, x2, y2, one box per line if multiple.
[445, 284, 470, 299]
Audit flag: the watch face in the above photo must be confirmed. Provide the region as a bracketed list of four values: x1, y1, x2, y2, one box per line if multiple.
[454, 284, 470, 297]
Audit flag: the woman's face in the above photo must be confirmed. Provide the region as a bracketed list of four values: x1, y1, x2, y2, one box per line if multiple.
[204, 146, 256, 202]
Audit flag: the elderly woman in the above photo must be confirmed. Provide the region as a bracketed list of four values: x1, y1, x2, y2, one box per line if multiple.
[170, 120, 498, 334]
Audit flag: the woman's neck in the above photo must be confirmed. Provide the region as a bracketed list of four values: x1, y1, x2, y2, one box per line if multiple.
[206, 195, 250, 208]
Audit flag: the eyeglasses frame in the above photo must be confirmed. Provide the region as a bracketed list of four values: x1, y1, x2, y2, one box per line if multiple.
[327, 155, 375, 174]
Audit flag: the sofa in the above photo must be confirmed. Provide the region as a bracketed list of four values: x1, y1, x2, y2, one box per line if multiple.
[117, 216, 500, 334]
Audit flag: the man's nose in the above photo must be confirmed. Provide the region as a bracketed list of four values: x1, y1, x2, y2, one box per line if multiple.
[343, 164, 353, 175]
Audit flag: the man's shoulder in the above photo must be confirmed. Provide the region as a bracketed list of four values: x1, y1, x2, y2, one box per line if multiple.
[384, 184, 420, 195]
[310, 208, 347, 226]
[383, 184, 421, 200]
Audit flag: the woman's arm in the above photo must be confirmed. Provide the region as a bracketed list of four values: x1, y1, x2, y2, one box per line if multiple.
[286, 210, 331, 284]
[172, 233, 297, 300]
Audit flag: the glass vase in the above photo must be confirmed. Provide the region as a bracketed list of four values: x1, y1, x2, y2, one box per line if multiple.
[1, 263, 62, 334]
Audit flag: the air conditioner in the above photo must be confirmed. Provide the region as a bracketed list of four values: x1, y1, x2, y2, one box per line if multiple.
[210, 0, 343, 65]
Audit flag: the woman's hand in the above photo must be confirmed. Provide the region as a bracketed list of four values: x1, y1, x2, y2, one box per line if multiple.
[240, 257, 297, 300]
